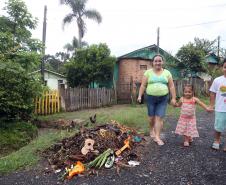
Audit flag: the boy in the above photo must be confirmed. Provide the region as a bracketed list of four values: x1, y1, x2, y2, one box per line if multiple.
[210, 58, 226, 151]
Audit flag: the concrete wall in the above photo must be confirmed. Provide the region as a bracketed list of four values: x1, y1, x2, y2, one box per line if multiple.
[44, 72, 67, 90]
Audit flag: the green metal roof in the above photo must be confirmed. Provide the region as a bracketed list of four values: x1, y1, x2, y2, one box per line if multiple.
[117, 44, 177, 61]
[116, 44, 181, 79]
[205, 53, 218, 64]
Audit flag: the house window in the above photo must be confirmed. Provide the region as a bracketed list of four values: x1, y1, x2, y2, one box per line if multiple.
[58, 80, 63, 84]
[140, 65, 147, 70]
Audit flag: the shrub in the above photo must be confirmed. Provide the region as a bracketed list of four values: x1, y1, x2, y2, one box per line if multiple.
[0, 121, 38, 156]
[0, 60, 42, 121]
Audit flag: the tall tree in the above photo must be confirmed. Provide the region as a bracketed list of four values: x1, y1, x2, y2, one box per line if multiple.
[175, 37, 223, 77]
[176, 43, 206, 75]
[4, 0, 38, 46]
[1, 0, 43, 71]
[60, 0, 102, 47]
[63, 36, 88, 56]
[44, 53, 68, 74]
[65, 43, 115, 87]
[0, 0, 43, 121]
[193, 37, 216, 55]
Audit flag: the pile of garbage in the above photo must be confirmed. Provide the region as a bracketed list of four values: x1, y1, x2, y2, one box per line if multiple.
[42, 119, 144, 180]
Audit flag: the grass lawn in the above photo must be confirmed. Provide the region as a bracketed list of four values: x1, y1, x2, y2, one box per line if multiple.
[0, 97, 209, 174]
[38, 104, 181, 133]
[0, 122, 38, 157]
[0, 129, 76, 174]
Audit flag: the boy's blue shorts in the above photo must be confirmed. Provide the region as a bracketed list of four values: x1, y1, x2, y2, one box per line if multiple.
[146, 94, 169, 118]
[214, 111, 226, 132]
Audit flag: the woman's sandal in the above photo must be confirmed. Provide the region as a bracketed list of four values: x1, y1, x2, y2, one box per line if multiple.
[154, 138, 164, 146]
[150, 131, 156, 138]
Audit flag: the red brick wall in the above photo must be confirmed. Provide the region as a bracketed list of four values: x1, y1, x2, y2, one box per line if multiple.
[117, 59, 153, 100]
[118, 59, 152, 84]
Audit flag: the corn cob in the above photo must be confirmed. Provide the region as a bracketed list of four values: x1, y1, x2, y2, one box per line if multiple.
[98, 151, 109, 169]
[86, 149, 112, 168]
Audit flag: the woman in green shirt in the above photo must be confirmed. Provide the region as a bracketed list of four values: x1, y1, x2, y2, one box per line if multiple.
[138, 54, 176, 145]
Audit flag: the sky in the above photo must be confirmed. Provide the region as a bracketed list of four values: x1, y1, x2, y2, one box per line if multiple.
[1, 0, 226, 57]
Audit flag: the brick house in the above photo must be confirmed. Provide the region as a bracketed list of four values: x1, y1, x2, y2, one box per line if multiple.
[114, 44, 181, 103]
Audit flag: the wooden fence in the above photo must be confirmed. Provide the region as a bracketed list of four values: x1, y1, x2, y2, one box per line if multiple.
[115, 77, 211, 103]
[174, 78, 210, 97]
[34, 90, 60, 115]
[60, 87, 115, 111]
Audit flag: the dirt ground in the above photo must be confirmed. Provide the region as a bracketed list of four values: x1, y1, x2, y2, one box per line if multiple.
[1, 111, 226, 185]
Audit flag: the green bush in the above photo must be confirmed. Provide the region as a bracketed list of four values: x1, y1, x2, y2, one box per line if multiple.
[0, 121, 38, 156]
[0, 60, 42, 121]
[65, 43, 116, 87]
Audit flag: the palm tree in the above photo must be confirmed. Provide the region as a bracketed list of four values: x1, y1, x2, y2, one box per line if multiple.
[60, 0, 102, 48]
[63, 36, 88, 55]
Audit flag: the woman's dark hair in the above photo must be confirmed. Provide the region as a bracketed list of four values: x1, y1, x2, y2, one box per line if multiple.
[152, 54, 165, 61]
[183, 84, 195, 96]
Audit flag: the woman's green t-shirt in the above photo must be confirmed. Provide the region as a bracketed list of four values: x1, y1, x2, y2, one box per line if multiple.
[144, 69, 172, 96]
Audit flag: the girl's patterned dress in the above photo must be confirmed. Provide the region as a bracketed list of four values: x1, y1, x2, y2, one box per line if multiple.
[175, 97, 199, 137]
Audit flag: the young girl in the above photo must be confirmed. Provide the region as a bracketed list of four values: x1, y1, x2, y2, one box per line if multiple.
[175, 84, 212, 147]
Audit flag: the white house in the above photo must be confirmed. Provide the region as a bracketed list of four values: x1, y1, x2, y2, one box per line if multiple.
[31, 69, 67, 90]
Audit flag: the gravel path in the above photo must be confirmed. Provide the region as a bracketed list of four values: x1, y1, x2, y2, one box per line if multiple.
[1, 112, 226, 185]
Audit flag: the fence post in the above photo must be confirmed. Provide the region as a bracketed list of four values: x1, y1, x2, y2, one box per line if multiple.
[130, 76, 134, 104]
[113, 76, 117, 104]
[59, 84, 66, 111]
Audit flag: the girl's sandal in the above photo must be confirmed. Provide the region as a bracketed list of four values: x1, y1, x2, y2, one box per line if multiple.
[184, 142, 189, 147]
[189, 137, 193, 143]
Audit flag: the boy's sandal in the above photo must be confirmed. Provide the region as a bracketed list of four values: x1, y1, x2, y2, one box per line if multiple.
[184, 142, 189, 147]
[212, 142, 220, 150]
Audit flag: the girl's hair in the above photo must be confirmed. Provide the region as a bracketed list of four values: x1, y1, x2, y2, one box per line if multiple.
[183, 84, 195, 96]
[223, 58, 226, 66]
[152, 54, 165, 61]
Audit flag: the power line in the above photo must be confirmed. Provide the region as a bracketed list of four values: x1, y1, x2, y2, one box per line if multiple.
[170, 3, 226, 11]
[133, 3, 226, 13]
[164, 19, 226, 29]
[206, 3, 226, 8]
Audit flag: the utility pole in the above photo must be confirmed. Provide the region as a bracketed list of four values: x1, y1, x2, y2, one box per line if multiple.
[41, 5, 47, 83]
[157, 27, 160, 54]
[217, 35, 220, 62]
